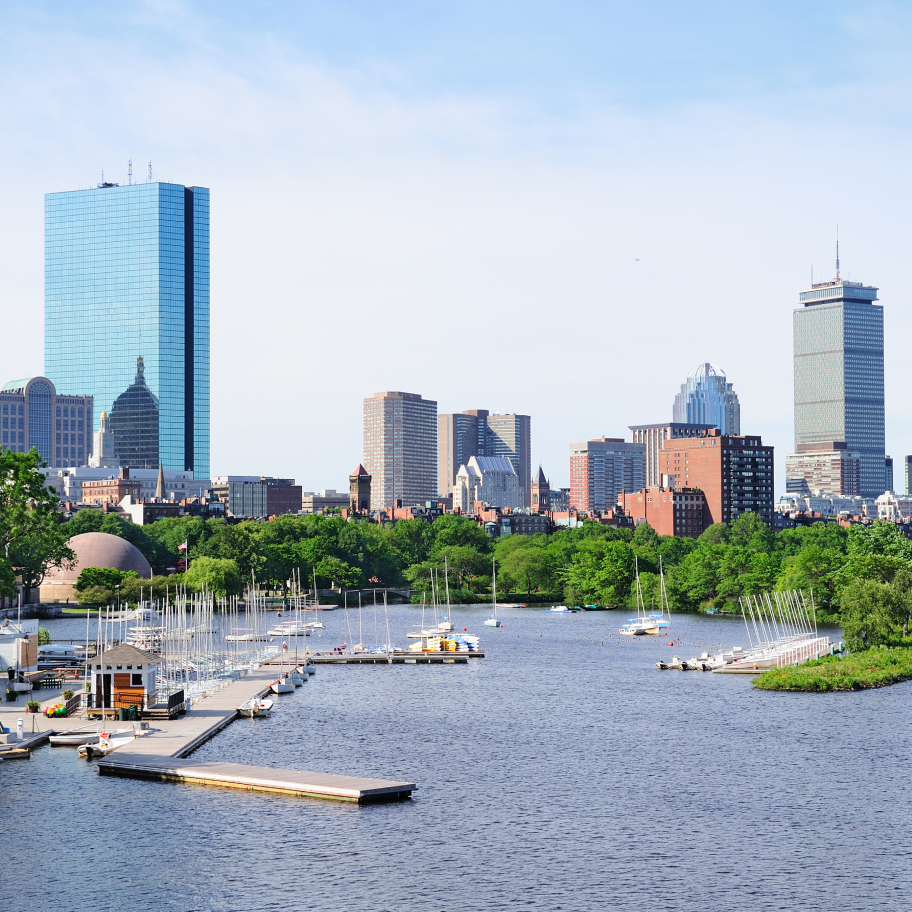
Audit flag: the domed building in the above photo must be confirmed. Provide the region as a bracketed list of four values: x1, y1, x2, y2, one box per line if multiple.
[40, 531, 152, 602]
[672, 362, 740, 435]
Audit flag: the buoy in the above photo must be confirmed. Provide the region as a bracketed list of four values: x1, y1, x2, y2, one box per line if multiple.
[463, 627, 467, 631]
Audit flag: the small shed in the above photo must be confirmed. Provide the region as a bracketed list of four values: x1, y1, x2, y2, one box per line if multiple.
[89, 644, 160, 713]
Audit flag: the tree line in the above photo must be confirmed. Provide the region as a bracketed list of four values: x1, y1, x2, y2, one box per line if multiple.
[4, 450, 912, 652]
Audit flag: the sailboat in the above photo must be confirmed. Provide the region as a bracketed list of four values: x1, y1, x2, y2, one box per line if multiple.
[485, 557, 503, 627]
[619, 557, 659, 636]
[649, 556, 672, 629]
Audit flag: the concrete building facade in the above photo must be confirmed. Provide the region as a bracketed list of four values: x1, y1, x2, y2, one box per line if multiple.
[569, 438, 646, 512]
[1, 376, 93, 468]
[629, 422, 715, 487]
[211, 476, 302, 518]
[364, 391, 437, 510]
[438, 409, 531, 505]
[452, 455, 523, 513]
[785, 442, 861, 496]
[793, 273, 884, 498]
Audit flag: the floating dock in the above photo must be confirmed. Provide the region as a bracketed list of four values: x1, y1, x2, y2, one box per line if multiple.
[97, 754, 416, 803]
[307, 650, 485, 665]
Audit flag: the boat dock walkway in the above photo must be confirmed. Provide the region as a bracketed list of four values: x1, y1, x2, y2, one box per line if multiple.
[301, 650, 485, 665]
[97, 755, 415, 803]
[3, 661, 417, 803]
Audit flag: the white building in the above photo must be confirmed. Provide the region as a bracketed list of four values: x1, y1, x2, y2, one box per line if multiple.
[777, 490, 875, 517]
[452, 455, 522, 513]
[875, 492, 912, 522]
[44, 466, 209, 503]
[88, 410, 120, 469]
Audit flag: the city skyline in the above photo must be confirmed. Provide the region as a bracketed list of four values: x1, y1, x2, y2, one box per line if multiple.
[3, 6, 912, 493]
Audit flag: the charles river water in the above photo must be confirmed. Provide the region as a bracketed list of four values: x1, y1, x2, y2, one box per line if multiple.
[3, 606, 910, 911]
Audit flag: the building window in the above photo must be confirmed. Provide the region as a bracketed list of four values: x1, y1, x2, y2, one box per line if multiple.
[131, 673, 143, 687]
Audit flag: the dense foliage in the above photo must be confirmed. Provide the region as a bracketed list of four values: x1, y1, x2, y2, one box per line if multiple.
[753, 646, 912, 692]
[55, 507, 912, 622]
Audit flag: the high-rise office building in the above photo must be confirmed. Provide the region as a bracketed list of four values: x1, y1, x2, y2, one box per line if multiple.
[885, 456, 894, 494]
[629, 422, 715, 486]
[672, 364, 740, 434]
[45, 179, 210, 477]
[905, 456, 912, 496]
[438, 409, 531, 505]
[792, 268, 884, 498]
[569, 438, 646, 512]
[0, 376, 93, 467]
[785, 443, 860, 496]
[364, 391, 437, 510]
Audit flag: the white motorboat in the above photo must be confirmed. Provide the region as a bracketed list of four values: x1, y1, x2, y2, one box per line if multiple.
[50, 726, 132, 747]
[238, 697, 274, 718]
[78, 730, 137, 759]
[656, 655, 684, 670]
[549, 606, 570, 612]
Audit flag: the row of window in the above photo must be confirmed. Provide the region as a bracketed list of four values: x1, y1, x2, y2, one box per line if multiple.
[1, 404, 24, 416]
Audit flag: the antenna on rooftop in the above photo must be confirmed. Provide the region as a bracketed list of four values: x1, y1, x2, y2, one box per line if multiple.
[835, 226, 840, 280]
[147, 161, 152, 183]
[128, 159, 132, 185]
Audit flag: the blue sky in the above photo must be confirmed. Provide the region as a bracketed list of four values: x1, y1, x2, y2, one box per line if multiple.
[2, 2, 912, 490]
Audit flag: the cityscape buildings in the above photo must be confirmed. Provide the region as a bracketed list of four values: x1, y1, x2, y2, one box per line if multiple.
[530, 467, 551, 512]
[364, 391, 437, 511]
[785, 443, 861, 496]
[45, 466, 207, 503]
[88, 410, 120, 468]
[301, 489, 350, 513]
[0, 376, 93, 467]
[349, 465, 371, 513]
[659, 430, 774, 526]
[885, 456, 894, 493]
[672, 363, 740, 435]
[617, 487, 709, 538]
[452, 455, 522, 513]
[438, 409, 531, 505]
[569, 438, 646, 512]
[44, 179, 210, 477]
[629, 422, 714, 487]
[791, 269, 885, 498]
[211, 476, 302, 518]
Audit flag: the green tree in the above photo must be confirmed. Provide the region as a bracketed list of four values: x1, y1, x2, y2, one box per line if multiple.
[74, 567, 138, 592]
[500, 545, 553, 595]
[776, 545, 844, 614]
[0, 450, 74, 601]
[183, 557, 242, 597]
[840, 578, 909, 652]
[563, 540, 635, 606]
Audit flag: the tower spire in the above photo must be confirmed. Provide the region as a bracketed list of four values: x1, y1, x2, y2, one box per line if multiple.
[836, 226, 840, 281]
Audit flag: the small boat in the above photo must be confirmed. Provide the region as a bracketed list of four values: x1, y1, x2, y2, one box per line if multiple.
[238, 697, 274, 718]
[271, 676, 295, 694]
[50, 727, 131, 747]
[289, 669, 306, 685]
[682, 656, 712, 671]
[548, 606, 570, 613]
[297, 663, 315, 675]
[484, 557, 504, 627]
[656, 655, 685, 670]
[78, 730, 136, 760]
[620, 558, 660, 635]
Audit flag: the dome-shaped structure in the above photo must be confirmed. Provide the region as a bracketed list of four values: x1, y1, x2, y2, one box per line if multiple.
[673, 362, 740, 435]
[40, 532, 152, 602]
[687, 362, 725, 380]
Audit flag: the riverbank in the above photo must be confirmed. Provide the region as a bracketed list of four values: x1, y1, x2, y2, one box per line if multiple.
[753, 646, 912, 692]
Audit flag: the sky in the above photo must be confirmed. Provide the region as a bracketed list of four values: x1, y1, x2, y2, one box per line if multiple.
[2, 1, 912, 492]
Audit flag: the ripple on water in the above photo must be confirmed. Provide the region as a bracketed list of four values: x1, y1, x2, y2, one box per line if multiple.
[5, 607, 912, 911]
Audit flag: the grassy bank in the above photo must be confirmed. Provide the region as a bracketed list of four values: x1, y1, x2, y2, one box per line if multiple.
[753, 646, 912, 692]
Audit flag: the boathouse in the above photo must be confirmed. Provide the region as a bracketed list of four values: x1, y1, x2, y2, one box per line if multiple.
[89, 644, 159, 712]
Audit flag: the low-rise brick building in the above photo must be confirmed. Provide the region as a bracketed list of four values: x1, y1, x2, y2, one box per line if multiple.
[617, 487, 708, 538]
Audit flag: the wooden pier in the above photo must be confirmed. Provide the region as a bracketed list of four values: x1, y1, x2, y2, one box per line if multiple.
[306, 650, 485, 665]
[97, 754, 416, 804]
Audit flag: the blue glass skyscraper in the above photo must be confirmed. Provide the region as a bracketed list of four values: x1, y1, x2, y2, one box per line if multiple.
[672, 363, 740, 435]
[44, 180, 209, 478]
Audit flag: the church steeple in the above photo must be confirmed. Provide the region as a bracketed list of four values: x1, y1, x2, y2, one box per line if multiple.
[155, 461, 165, 500]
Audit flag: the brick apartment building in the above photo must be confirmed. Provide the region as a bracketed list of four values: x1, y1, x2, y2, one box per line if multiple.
[617, 487, 709, 538]
[659, 430, 774, 526]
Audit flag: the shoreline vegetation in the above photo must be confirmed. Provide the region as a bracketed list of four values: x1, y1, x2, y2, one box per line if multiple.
[753, 646, 912, 692]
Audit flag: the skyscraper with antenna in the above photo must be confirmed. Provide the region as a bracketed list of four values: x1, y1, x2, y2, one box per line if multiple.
[44, 171, 210, 478]
[789, 236, 885, 498]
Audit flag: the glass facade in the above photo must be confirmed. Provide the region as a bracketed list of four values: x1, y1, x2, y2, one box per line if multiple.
[44, 182, 209, 478]
[672, 363, 740, 434]
[794, 281, 885, 498]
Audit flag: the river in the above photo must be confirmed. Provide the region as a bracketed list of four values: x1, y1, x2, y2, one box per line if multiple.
[3, 605, 907, 911]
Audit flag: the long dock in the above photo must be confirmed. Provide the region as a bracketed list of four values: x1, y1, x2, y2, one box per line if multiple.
[97, 754, 415, 803]
[306, 650, 485, 665]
